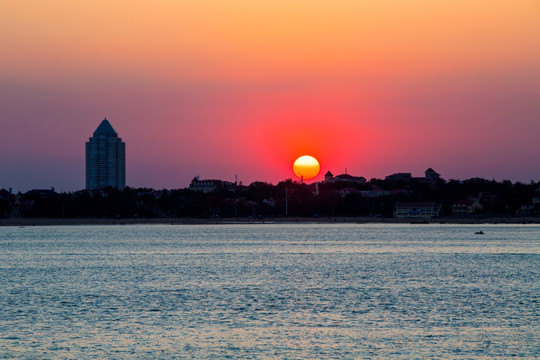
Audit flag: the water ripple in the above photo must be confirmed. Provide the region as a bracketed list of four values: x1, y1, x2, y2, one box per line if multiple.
[0, 224, 538, 358]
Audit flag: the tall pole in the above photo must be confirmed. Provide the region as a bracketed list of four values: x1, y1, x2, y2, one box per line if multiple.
[285, 183, 288, 216]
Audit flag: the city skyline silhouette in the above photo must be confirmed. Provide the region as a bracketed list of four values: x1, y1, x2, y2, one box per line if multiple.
[1, 1, 539, 193]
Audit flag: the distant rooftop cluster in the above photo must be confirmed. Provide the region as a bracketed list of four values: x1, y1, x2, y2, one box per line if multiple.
[2, 172, 540, 220]
[1, 119, 539, 221]
[385, 168, 441, 183]
[188, 176, 236, 193]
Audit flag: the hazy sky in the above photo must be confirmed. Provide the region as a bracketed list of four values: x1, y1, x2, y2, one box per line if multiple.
[1, 1, 539, 192]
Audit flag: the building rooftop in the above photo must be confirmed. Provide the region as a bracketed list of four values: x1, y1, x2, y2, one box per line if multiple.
[93, 118, 118, 136]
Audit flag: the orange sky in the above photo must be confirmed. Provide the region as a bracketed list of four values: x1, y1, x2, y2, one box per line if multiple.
[1, 1, 539, 191]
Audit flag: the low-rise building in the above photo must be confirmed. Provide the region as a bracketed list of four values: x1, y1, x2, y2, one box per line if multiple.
[189, 177, 234, 193]
[394, 202, 442, 219]
[335, 174, 367, 184]
[424, 168, 441, 181]
[26, 188, 57, 197]
[359, 188, 391, 198]
[385, 173, 412, 182]
[324, 171, 334, 183]
[325, 171, 366, 184]
[0, 189, 11, 201]
[386, 169, 443, 184]
[452, 199, 483, 216]
[531, 195, 540, 215]
[517, 204, 535, 215]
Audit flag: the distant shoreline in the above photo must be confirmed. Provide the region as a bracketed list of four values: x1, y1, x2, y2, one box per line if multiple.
[1, 216, 539, 226]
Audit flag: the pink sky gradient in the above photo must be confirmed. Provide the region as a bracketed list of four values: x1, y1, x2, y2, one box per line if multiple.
[1, 1, 539, 192]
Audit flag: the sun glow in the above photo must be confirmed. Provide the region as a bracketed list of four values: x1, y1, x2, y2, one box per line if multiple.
[293, 155, 320, 180]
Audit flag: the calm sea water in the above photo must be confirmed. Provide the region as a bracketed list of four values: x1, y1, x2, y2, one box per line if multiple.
[0, 223, 538, 359]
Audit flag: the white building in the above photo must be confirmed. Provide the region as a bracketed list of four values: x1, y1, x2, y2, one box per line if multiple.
[452, 199, 483, 216]
[394, 202, 442, 219]
[86, 118, 126, 190]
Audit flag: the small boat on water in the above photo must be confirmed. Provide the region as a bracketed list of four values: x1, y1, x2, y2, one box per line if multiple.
[474, 231, 485, 235]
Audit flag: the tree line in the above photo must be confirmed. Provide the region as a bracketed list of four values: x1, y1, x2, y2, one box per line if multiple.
[1, 177, 538, 219]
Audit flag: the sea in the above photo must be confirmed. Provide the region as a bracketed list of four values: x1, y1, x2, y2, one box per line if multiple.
[0, 223, 538, 359]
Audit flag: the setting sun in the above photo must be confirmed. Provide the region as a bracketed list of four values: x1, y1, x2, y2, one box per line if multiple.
[293, 155, 320, 180]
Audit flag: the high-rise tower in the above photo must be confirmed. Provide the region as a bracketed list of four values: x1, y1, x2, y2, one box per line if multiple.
[86, 118, 126, 190]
